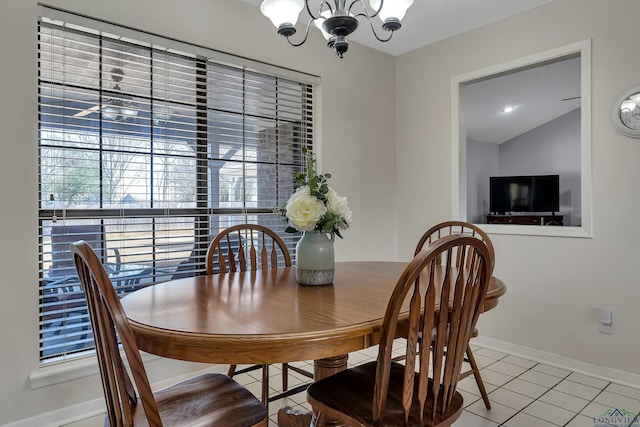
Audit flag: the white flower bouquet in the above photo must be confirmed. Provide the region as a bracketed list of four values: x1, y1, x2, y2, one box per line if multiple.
[276, 148, 352, 238]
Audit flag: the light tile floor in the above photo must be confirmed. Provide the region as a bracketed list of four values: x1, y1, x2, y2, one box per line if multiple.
[242, 342, 640, 427]
[66, 341, 640, 427]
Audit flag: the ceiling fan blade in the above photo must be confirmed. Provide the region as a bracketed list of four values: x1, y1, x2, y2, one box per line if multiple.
[73, 104, 103, 117]
[560, 96, 581, 101]
[73, 68, 133, 119]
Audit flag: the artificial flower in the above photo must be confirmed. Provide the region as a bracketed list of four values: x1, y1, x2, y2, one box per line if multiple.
[276, 148, 351, 238]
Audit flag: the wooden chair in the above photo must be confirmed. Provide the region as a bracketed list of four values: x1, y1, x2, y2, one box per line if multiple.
[307, 234, 493, 426]
[205, 224, 314, 405]
[414, 221, 495, 271]
[71, 241, 268, 427]
[414, 221, 495, 410]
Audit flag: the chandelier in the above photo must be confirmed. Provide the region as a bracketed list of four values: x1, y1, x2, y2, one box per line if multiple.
[260, 0, 414, 58]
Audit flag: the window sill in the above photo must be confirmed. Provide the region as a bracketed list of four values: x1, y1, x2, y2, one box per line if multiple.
[480, 224, 593, 238]
[29, 352, 160, 389]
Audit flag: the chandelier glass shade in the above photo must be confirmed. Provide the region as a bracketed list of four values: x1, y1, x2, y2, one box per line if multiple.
[260, 0, 414, 58]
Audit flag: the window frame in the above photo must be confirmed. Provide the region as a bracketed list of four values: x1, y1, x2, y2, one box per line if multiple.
[451, 40, 592, 238]
[37, 7, 317, 362]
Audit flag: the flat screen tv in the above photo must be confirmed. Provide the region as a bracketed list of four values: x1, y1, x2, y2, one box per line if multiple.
[489, 175, 560, 214]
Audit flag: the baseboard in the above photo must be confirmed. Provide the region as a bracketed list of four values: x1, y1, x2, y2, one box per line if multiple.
[474, 336, 640, 389]
[2, 399, 105, 427]
[10, 339, 640, 426]
[6, 365, 225, 427]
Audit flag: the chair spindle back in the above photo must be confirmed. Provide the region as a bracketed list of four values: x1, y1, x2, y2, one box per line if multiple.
[374, 235, 492, 424]
[415, 221, 495, 274]
[205, 224, 292, 274]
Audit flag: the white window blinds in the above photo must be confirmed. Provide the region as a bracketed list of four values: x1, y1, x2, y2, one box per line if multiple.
[38, 10, 314, 361]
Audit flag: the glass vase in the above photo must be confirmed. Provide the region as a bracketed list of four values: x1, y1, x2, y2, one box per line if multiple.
[295, 230, 335, 286]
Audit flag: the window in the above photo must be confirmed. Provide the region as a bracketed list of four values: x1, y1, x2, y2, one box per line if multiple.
[451, 40, 592, 238]
[38, 10, 315, 361]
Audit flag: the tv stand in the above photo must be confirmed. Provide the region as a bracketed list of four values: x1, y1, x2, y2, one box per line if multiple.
[486, 214, 564, 226]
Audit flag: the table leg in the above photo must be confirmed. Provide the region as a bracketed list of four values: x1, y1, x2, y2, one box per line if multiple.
[313, 354, 348, 379]
[277, 406, 313, 427]
[277, 354, 349, 427]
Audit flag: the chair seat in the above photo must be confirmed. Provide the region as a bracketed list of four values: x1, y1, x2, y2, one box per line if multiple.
[130, 373, 268, 427]
[307, 362, 463, 427]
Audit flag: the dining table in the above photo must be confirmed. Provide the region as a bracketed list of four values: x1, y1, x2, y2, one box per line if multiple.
[121, 261, 506, 426]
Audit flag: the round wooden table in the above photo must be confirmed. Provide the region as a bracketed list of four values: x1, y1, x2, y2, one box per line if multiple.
[122, 261, 505, 365]
[121, 261, 506, 426]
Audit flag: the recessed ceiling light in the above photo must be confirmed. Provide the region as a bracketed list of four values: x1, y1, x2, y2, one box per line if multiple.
[502, 105, 516, 114]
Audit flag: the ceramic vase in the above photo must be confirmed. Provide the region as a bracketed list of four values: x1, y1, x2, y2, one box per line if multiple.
[295, 230, 334, 285]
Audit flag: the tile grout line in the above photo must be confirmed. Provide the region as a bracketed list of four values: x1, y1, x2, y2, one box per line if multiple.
[493, 367, 619, 427]
[495, 361, 571, 426]
[560, 381, 616, 427]
[250, 344, 640, 427]
[489, 359, 609, 426]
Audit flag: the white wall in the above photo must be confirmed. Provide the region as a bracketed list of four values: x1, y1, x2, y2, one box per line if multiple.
[466, 139, 499, 223]
[499, 108, 581, 225]
[0, 0, 397, 424]
[397, 0, 640, 376]
[467, 108, 581, 225]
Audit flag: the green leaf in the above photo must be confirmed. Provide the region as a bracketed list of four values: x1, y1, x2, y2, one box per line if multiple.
[275, 146, 350, 240]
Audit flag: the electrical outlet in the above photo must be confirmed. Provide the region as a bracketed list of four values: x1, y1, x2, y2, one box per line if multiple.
[599, 322, 613, 335]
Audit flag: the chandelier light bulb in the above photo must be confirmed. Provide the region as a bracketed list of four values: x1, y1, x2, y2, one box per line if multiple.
[370, 0, 414, 29]
[260, 0, 304, 29]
